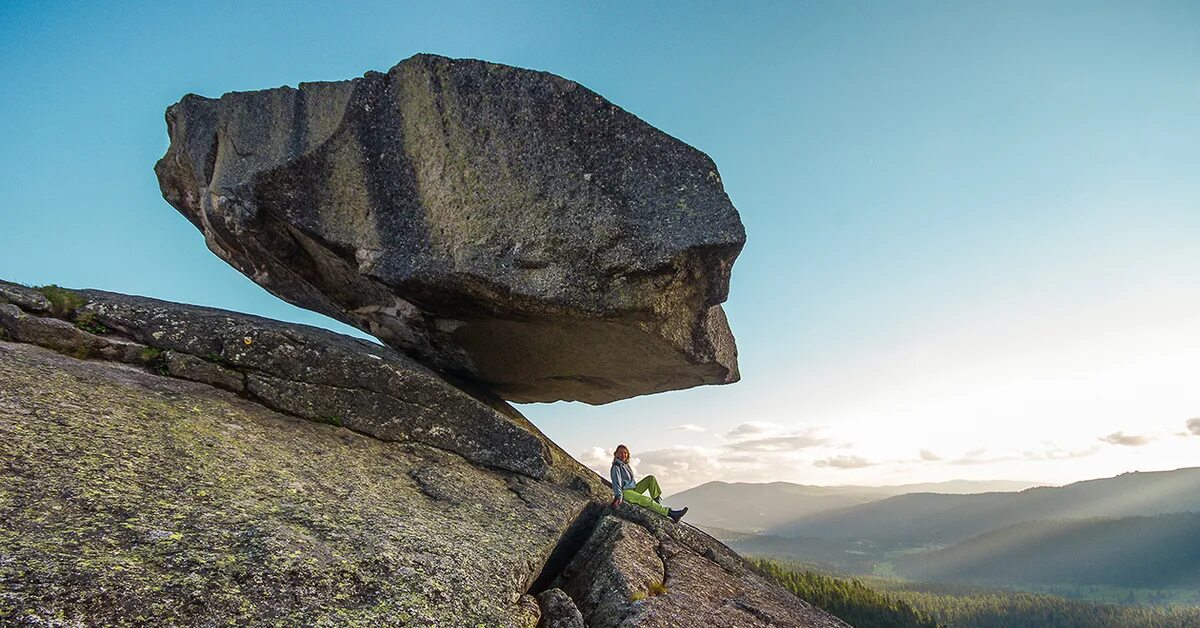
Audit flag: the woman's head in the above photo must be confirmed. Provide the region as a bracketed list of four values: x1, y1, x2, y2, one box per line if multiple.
[614, 444, 630, 461]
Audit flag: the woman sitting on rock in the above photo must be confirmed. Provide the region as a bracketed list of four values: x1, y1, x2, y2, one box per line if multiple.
[610, 444, 688, 522]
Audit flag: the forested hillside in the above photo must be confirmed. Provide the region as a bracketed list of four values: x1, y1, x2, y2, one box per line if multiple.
[897, 512, 1200, 588]
[670, 479, 1039, 533]
[770, 468, 1200, 545]
[757, 559, 1200, 628]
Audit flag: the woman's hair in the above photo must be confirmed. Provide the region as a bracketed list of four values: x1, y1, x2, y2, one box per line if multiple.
[615, 444, 629, 455]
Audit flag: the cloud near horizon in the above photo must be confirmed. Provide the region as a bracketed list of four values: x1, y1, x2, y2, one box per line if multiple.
[580, 421, 843, 492]
[1099, 431, 1154, 447]
[1023, 444, 1100, 460]
[814, 455, 873, 469]
[724, 421, 779, 439]
[671, 424, 707, 432]
[1186, 418, 1200, 436]
[726, 433, 828, 452]
[943, 442, 1099, 465]
[724, 422, 828, 452]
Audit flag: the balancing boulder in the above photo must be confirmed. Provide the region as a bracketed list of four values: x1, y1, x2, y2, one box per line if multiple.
[155, 54, 744, 404]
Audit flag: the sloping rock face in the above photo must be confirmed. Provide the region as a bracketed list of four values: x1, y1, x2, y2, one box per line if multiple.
[0, 282, 843, 626]
[0, 340, 590, 626]
[155, 53, 744, 404]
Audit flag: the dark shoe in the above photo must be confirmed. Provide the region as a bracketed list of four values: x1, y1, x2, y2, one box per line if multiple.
[668, 507, 688, 523]
[653, 496, 662, 505]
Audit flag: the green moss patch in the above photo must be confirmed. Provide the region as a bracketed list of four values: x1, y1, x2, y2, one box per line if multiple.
[35, 285, 85, 317]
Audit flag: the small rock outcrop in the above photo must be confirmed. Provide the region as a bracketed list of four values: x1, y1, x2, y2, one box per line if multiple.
[553, 510, 847, 627]
[536, 588, 586, 628]
[155, 53, 744, 404]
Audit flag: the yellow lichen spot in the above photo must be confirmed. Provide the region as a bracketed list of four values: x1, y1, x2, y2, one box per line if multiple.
[242, 336, 253, 345]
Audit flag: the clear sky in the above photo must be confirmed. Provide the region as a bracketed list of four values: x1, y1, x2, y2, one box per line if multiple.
[2, 1, 1197, 493]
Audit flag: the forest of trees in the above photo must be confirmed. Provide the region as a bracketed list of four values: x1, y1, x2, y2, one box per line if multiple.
[752, 558, 939, 627]
[755, 558, 1200, 628]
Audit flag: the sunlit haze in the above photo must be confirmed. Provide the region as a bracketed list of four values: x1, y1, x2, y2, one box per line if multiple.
[2, 2, 1197, 494]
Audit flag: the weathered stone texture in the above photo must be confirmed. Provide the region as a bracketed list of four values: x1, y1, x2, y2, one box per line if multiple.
[536, 588, 586, 628]
[0, 282, 50, 313]
[83, 288, 557, 479]
[0, 340, 590, 626]
[554, 512, 849, 628]
[155, 54, 744, 404]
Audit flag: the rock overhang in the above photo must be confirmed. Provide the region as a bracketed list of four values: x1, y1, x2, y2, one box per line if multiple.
[155, 53, 744, 404]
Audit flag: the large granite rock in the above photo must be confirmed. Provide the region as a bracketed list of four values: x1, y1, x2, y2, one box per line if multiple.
[0, 340, 588, 626]
[154, 53, 744, 404]
[1, 282, 845, 626]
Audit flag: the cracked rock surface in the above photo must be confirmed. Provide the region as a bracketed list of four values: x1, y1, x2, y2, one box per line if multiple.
[155, 53, 744, 404]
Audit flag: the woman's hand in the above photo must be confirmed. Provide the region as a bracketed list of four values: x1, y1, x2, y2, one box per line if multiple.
[611, 496, 623, 507]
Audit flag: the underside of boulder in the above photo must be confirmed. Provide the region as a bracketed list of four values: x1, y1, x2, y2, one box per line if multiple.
[154, 53, 745, 404]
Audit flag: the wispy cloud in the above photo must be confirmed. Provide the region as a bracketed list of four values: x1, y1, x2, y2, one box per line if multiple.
[949, 453, 1003, 466]
[1022, 444, 1099, 460]
[671, 424, 707, 432]
[946, 447, 1002, 465]
[943, 442, 1099, 465]
[724, 422, 828, 452]
[919, 449, 943, 461]
[725, 421, 780, 439]
[1099, 431, 1153, 447]
[814, 455, 874, 469]
[726, 433, 827, 452]
[1186, 418, 1200, 436]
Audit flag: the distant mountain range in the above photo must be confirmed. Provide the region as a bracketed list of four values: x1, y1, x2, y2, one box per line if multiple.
[676, 467, 1200, 594]
[769, 467, 1200, 545]
[666, 479, 1041, 533]
[897, 512, 1200, 588]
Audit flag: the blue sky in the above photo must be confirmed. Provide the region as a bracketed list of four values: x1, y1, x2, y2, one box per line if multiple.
[2, 1, 1198, 491]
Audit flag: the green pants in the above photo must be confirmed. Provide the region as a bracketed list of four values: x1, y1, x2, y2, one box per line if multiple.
[622, 475, 667, 516]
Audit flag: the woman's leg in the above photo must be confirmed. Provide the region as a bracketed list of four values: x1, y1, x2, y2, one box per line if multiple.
[622, 488, 669, 516]
[633, 474, 662, 500]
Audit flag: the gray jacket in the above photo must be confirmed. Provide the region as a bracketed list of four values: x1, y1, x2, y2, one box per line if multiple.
[610, 458, 635, 499]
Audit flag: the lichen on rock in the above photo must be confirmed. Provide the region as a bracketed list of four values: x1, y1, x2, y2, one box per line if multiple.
[0, 340, 590, 626]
